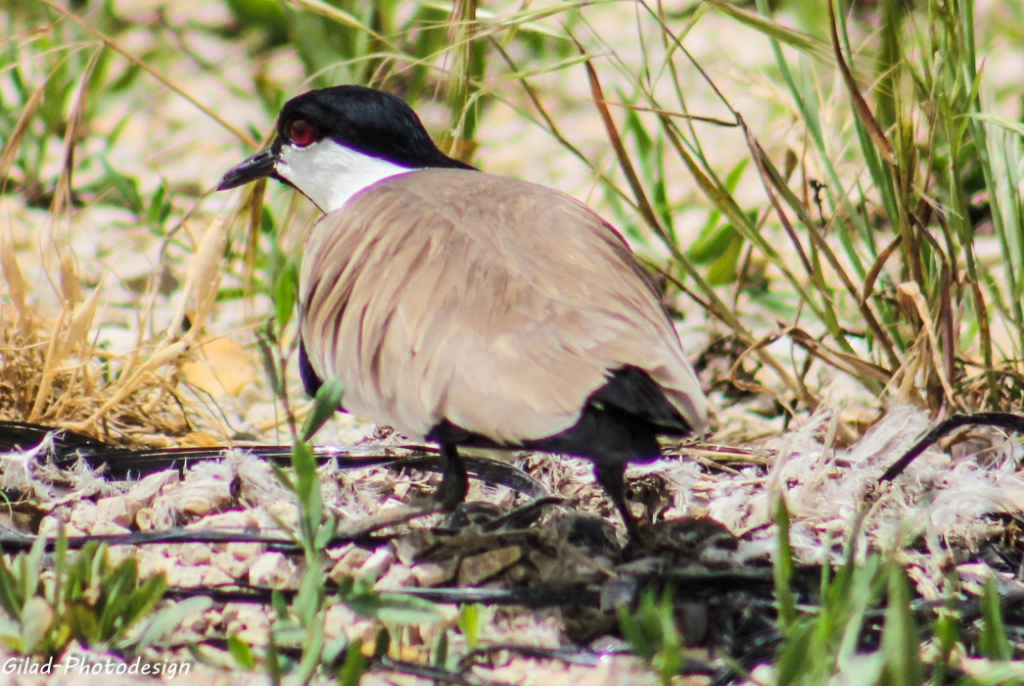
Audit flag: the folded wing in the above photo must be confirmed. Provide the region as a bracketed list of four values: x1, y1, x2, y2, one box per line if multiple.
[298, 168, 707, 444]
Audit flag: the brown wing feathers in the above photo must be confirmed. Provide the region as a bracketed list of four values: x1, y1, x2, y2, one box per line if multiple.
[298, 168, 708, 453]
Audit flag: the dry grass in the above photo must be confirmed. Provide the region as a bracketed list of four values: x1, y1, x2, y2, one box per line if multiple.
[5, 0, 1024, 682]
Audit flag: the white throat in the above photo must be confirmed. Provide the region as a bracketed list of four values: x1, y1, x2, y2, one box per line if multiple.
[275, 139, 414, 213]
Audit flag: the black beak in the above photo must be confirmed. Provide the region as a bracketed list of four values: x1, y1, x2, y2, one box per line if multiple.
[217, 148, 277, 191]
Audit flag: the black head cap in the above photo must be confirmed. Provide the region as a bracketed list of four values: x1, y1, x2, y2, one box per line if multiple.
[275, 86, 474, 170]
[218, 86, 474, 191]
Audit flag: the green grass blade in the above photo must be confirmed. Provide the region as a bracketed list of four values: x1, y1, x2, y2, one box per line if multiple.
[880, 565, 923, 686]
[979, 575, 1012, 661]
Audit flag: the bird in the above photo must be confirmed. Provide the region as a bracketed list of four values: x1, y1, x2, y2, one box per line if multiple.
[217, 85, 709, 537]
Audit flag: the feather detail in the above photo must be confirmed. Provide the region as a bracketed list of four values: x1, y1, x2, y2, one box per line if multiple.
[298, 168, 708, 445]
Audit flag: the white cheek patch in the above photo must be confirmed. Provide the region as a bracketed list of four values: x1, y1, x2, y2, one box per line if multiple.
[275, 140, 414, 213]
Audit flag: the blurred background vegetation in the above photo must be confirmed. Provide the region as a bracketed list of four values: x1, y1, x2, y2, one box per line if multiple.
[4, 0, 1024, 441]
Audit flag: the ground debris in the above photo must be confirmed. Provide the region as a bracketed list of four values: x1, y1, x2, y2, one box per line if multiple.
[2, 403, 1024, 681]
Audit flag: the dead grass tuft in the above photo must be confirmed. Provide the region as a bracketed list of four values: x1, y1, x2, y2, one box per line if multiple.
[0, 302, 191, 447]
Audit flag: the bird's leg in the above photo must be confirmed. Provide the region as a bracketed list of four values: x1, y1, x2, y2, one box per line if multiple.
[594, 462, 640, 540]
[437, 443, 469, 510]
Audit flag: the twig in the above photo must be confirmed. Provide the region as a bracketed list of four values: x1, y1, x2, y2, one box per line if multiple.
[879, 412, 1024, 482]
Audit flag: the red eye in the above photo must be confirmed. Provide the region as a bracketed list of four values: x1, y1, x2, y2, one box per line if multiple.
[289, 118, 316, 147]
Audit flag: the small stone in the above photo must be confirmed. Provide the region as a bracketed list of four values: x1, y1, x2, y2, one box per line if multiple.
[326, 543, 353, 561]
[226, 542, 262, 561]
[69, 501, 98, 532]
[327, 547, 373, 584]
[411, 560, 459, 587]
[187, 509, 258, 530]
[137, 550, 169, 579]
[105, 545, 137, 567]
[266, 501, 300, 528]
[179, 603, 211, 635]
[222, 603, 270, 645]
[358, 547, 393, 578]
[324, 603, 379, 645]
[179, 543, 212, 565]
[203, 566, 234, 586]
[63, 524, 85, 538]
[168, 565, 207, 589]
[135, 508, 156, 531]
[179, 484, 231, 517]
[138, 499, 177, 529]
[95, 497, 133, 527]
[458, 546, 523, 586]
[125, 470, 179, 512]
[37, 515, 63, 538]
[249, 552, 296, 589]
[212, 551, 248, 578]
[393, 534, 424, 566]
[91, 520, 131, 535]
[163, 464, 234, 518]
[375, 563, 413, 590]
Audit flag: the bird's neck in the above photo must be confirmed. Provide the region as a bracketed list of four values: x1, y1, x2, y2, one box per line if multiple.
[276, 140, 415, 213]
